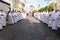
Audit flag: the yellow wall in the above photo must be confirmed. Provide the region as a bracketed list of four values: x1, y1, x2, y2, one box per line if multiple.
[19, 0, 25, 3]
[50, 3, 57, 7]
[57, 0, 60, 10]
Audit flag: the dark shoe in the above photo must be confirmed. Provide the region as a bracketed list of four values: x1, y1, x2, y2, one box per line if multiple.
[0, 29, 3, 31]
[52, 29, 57, 31]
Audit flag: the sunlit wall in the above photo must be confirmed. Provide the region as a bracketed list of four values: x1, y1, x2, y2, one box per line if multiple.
[57, 0, 60, 10]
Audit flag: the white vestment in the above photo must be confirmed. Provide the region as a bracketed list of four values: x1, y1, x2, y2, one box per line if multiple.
[13, 13, 18, 23]
[45, 12, 49, 24]
[40, 12, 42, 21]
[42, 12, 46, 23]
[8, 13, 14, 24]
[52, 12, 60, 30]
[0, 12, 6, 26]
[0, 19, 2, 30]
[37, 13, 40, 20]
[48, 12, 54, 27]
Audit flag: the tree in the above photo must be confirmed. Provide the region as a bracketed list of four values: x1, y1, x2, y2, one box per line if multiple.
[32, 10, 38, 13]
[38, 5, 53, 12]
[47, 6, 53, 11]
[38, 7, 47, 12]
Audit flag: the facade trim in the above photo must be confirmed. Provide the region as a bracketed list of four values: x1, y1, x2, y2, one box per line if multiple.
[0, 0, 10, 5]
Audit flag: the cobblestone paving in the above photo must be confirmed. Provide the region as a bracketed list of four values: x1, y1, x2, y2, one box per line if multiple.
[0, 16, 60, 40]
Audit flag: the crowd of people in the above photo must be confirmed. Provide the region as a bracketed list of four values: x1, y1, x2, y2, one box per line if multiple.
[34, 10, 60, 30]
[0, 10, 26, 30]
[0, 9, 60, 31]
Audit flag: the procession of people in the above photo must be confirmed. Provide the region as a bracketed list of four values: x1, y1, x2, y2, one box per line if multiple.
[34, 10, 60, 31]
[0, 10, 26, 30]
[0, 8, 60, 31]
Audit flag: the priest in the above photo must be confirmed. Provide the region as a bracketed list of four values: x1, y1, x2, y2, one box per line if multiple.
[52, 10, 60, 30]
[0, 10, 3, 30]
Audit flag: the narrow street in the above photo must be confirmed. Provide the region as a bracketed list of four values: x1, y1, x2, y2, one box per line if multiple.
[0, 16, 60, 40]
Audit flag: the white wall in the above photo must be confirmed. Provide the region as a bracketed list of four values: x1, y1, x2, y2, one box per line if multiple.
[2, 0, 12, 4]
[57, 0, 60, 10]
[0, 2, 10, 13]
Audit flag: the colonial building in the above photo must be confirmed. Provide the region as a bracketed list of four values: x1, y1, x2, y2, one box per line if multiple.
[10, 0, 25, 12]
[15, 0, 26, 12]
[56, 0, 60, 10]
[0, 0, 26, 12]
[0, 0, 11, 13]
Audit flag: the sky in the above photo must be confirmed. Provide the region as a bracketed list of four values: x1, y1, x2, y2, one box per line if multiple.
[25, 0, 56, 9]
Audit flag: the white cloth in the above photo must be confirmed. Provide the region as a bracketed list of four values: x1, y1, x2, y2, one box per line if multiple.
[45, 12, 49, 24]
[41, 12, 45, 23]
[0, 16, 6, 26]
[19, 13, 23, 20]
[21, 13, 26, 19]
[13, 13, 18, 23]
[34, 13, 37, 18]
[0, 17, 3, 29]
[57, 16, 60, 27]
[22, 13, 26, 18]
[0, 12, 6, 26]
[48, 12, 54, 27]
[0, 12, 6, 18]
[40, 12, 42, 21]
[52, 12, 60, 30]
[0, 20, 3, 30]
[8, 12, 26, 24]
[37, 13, 40, 20]
[8, 13, 15, 24]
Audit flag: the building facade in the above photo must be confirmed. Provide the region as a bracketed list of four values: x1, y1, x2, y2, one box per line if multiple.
[12, 0, 25, 12]
[56, 0, 60, 10]
[0, 0, 11, 13]
[17, 0, 25, 12]
[0, 0, 26, 12]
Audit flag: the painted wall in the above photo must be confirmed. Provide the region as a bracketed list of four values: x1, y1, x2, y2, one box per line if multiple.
[57, 0, 60, 10]
[2, 0, 12, 4]
[0, 2, 10, 13]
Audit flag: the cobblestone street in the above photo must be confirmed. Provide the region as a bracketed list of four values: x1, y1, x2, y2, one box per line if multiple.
[0, 16, 60, 40]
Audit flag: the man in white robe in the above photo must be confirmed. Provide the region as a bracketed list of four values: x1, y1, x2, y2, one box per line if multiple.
[37, 12, 40, 20]
[40, 12, 43, 21]
[0, 10, 3, 30]
[48, 11, 55, 27]
[0, 10, 6, 26]
[52, 10, 60, 30]
[45, 11, 49, 24]
[42, 11, 46, 23]
[8, 11, 15, 24]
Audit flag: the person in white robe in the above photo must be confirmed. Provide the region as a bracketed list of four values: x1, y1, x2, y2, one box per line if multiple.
[0, 20, 2, 30]
[37, 12, 40, 20]
[48, 11, 55, 27]
[0, 10, 6, 26]
[40, 12, 42, 21]
[8, 11, 15, 24]
[42, 11, 46, 23]
[52, 10, 60, 30]
[13, 12, 18, 23]
[0, 10, 3, 30]
[45, 11, 49, 24]
[2, 11, 6, 19]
